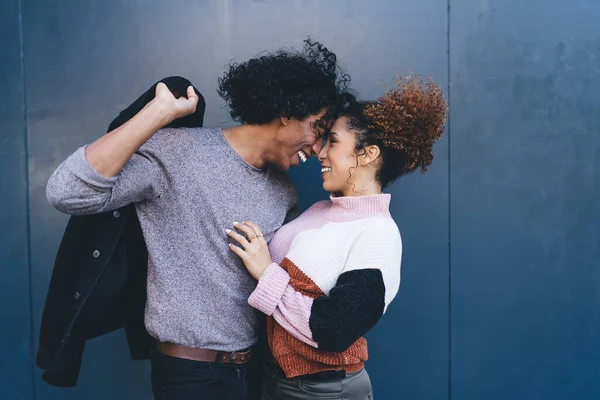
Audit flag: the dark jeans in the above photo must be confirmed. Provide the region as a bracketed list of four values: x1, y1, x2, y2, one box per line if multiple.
[150, 348, 261, 400]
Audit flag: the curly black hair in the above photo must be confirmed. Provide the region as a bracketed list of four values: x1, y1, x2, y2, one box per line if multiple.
[217, 38, 353, 130]
[343, 75, 447, 189]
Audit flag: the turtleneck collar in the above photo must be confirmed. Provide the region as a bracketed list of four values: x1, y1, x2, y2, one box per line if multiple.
[326, 193, 392, 221]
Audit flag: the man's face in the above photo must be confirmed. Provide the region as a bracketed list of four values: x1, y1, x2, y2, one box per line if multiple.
[272, 108, 329, 171]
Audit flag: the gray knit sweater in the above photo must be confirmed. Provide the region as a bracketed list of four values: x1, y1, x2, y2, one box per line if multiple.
[46, 127, 298, 351]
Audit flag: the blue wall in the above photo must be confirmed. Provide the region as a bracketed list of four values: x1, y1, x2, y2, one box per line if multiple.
[0, 0, 598, 399]
[450, 1, 600, 398]
[0, 0, 34, 399]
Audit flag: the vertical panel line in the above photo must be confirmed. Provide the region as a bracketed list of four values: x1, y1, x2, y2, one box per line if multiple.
[18, 0, 36, 398]
[446, 0, 452, 398]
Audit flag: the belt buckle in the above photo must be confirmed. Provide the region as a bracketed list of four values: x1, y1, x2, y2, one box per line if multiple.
[234, 348, 252, 364]
[229, 351, 237, 364]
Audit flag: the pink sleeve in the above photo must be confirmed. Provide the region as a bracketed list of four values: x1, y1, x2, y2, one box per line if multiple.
[248, 263, 318, 347]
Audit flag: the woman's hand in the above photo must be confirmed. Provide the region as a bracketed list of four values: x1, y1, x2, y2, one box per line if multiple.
[227, 221, 273, 280]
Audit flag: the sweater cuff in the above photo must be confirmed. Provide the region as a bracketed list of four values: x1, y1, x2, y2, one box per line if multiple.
[70, 146, 118, 188]
[248, 263, 290, 316]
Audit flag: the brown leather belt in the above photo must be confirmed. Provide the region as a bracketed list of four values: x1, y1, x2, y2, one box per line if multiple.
[157, 342, 252, 365]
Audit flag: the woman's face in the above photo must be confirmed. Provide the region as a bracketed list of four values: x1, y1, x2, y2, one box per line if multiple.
[317, 116, 362, 196]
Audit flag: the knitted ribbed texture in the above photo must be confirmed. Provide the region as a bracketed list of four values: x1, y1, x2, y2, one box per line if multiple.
[249, 194, 402, 378]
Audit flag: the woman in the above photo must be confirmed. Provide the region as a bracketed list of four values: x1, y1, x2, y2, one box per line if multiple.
[226, 75, 447, 399]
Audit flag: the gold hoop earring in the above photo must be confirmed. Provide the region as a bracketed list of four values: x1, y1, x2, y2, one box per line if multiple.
[356, 178, 375, 192]
[347, 167, 376, 193]
[355, 162, 376, 191]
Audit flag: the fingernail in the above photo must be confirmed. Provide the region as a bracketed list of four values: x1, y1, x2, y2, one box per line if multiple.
[225, 229, 232, 234]
[233, 221, 240, 226]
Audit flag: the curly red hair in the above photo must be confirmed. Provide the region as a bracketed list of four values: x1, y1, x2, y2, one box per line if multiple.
[363, 75, 447, 174]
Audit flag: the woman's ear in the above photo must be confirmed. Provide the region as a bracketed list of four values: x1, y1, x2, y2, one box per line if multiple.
[361, 145, 381, 166]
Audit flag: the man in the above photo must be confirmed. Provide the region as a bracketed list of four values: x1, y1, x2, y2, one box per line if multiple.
[46, 39, 351, 399]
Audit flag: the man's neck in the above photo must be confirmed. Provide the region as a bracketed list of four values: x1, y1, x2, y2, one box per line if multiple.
[222, 123, 278, 169]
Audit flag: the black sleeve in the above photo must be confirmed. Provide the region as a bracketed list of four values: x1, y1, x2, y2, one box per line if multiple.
[309, 269, 386, 353]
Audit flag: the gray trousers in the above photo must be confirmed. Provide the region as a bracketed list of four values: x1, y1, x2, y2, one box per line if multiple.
[260, 367, 373, 400]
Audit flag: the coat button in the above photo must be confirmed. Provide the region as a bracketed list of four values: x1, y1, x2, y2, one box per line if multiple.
[74, 292, 80, 300]
[113, 210, 120, 218]
[92, 250, 100, 258]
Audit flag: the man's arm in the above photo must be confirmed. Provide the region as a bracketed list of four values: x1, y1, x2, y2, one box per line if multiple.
[86, 83, 198, 177]
[46, 83, 199, 215]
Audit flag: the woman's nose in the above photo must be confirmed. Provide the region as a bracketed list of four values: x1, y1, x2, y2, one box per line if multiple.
[317, 145, 327, 161]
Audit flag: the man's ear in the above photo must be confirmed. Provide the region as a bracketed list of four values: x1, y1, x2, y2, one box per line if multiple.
[280, 116, 291, 126]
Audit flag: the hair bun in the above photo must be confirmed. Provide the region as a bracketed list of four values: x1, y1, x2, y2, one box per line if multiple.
[364, 75, 448, 173]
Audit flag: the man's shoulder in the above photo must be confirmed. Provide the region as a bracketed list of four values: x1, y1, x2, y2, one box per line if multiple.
[153, 126, 220, 143]
[141, 127, 222, 152]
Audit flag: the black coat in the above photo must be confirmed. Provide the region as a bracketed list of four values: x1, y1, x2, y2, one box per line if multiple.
[36, 76, 206, 387]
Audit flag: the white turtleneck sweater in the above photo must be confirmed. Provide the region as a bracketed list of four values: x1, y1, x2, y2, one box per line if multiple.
[248, 194, 402, 378]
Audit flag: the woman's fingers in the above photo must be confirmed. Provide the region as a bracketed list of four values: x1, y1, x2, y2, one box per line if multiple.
[233, 221, 258, 241]
[226, 228, 250, 248]
[228, 242, 248, 261]
[242, 221, 264, 239]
